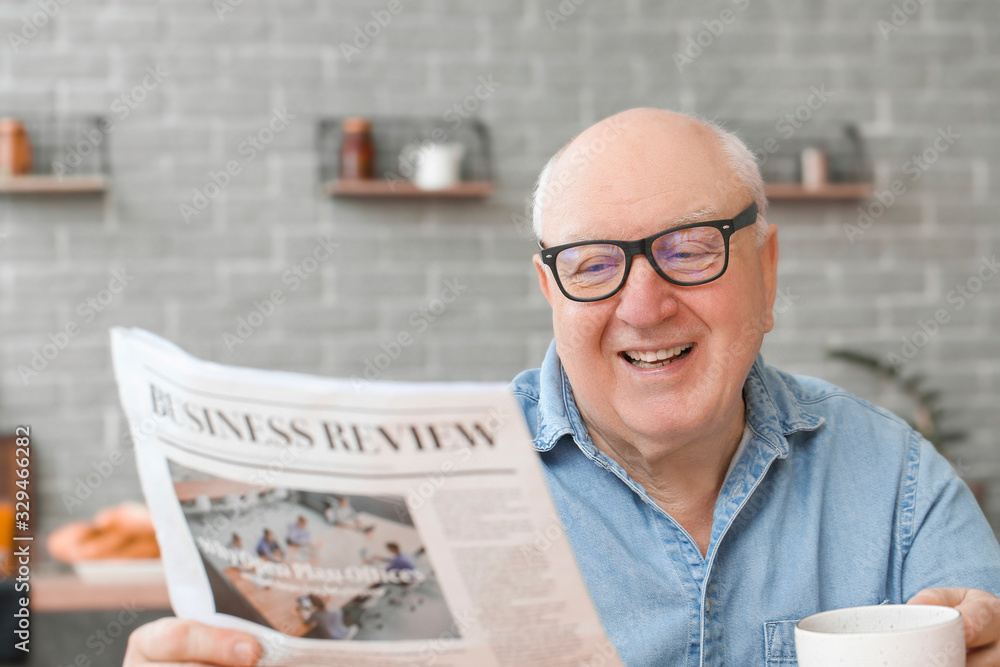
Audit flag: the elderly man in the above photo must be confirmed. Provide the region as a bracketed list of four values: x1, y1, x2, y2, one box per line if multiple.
[126, 108, 1000, 666]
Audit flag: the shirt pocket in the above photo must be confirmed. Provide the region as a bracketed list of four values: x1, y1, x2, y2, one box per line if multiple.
[764, 619, 799, 665]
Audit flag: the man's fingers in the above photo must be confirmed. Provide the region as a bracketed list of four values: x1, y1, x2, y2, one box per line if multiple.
[124, 617, 261, 666]
[960, 590, 1000, 650]
[908, 586, 969, 608]
[966, 644, 1000, 667]
[910, 587, 1000, 650]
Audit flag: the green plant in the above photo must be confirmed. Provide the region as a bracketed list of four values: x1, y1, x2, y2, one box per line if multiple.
[826, 348, 967, 455]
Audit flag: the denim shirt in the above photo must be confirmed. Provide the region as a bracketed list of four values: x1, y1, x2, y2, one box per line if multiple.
[509, 341, 1000, 667]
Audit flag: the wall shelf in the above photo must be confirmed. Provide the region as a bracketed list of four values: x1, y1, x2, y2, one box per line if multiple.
[318, 116, 493, 201]
[0, 115, 111, 189]
[325, 179, 494, 199]
[0, 175, 108, 194]
[765, 183, 873, 201]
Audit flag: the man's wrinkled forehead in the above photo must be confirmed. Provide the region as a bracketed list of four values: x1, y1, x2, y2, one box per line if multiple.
[541, 112, 741, 242]
[544, 168, 736, 244]
[555, 206, 722, 244]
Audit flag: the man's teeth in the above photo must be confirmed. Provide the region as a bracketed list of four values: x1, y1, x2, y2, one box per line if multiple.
[623, 344, 693, 367]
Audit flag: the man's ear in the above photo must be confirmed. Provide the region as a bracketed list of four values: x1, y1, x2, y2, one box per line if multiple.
[533, 254, 555, 307]
[759, 223, 779, 333]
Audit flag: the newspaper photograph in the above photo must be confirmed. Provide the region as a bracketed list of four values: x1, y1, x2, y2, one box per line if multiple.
[110, 327, 622, 667]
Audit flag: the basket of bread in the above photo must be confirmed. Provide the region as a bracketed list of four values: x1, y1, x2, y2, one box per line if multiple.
[47, 502, 163, 582]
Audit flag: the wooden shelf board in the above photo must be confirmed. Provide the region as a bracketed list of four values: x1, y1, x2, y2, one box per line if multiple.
[0, 175, 108, 194]
[325, 179, 494, 198]
[765, 183, 873, 200]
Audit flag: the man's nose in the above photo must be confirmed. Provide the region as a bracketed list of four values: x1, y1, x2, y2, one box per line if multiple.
[614, 256, 680, 327]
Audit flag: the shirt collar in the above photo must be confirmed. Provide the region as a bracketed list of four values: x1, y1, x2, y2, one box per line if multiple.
[533, 340, 592, 453]
[742, 354, 826, 457]
[531, 340, 825, 457]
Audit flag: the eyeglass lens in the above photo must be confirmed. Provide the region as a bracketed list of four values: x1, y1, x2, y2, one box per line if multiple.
[553, 226, 727, 299]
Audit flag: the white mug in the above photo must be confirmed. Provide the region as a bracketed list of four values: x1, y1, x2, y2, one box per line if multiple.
[795, 604, 964, 667]
[403, 141, 465, 190]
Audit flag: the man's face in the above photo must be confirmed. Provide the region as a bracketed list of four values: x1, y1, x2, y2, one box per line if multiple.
[534, 113, 779, 457]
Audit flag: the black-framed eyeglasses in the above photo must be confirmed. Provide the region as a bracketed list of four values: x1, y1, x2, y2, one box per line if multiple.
[538, 202, 758, 302]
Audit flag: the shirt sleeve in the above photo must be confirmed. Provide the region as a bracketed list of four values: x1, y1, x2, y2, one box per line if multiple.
[901, 434, 1000, 600]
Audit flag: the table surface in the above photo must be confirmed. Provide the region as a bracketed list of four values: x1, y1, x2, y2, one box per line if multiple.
[32, 572, 171, 612]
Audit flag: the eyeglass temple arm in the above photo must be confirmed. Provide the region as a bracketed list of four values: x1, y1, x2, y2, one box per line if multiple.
[732, 202, 759, 231]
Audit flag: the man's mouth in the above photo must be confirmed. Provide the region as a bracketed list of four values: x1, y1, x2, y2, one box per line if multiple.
[620, 343, 694, 369]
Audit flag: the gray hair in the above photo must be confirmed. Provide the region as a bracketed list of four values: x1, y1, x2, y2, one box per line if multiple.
[531, 111, 769, 246]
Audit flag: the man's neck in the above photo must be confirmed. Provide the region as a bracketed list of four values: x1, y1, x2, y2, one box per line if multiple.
[583, 402, 747, 556]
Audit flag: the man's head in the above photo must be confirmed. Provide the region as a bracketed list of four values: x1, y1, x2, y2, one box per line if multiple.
[531, 108, 779, 460]
[386, 542, 400, 555]
[297, 516, 307, 527]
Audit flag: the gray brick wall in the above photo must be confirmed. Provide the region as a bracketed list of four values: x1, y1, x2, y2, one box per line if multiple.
[0, 0, 998, 542]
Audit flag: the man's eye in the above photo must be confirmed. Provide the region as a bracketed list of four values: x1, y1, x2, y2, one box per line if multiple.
[664, 244, 718, 262]
[671, 251, 713, 261]
[580, 261, 614, 273]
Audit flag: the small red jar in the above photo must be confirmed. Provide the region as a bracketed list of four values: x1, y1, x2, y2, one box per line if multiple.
[339, 117, 374, 180]
[0, 118, 32, 177]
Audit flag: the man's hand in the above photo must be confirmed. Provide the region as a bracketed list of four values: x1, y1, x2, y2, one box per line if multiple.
[909, 587, 1000, 666]
[124, 617, 261, 666]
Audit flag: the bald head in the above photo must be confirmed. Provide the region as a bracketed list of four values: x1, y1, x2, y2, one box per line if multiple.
[532, 108, 766, 245]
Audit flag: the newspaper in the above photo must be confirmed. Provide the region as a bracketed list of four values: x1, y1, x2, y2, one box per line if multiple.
[111, 328, 622, 667]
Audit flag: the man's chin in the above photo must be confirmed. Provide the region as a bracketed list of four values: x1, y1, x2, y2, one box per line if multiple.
[613, 398, 707, 443]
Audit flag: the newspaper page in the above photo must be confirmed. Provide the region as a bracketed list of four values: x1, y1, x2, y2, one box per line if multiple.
[110, 328, 622, 667]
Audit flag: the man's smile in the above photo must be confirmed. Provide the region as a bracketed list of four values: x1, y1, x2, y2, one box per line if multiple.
[620, 343, 695, 368]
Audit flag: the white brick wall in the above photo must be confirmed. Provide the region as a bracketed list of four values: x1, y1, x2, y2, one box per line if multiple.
[0, 0, 998, 537]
